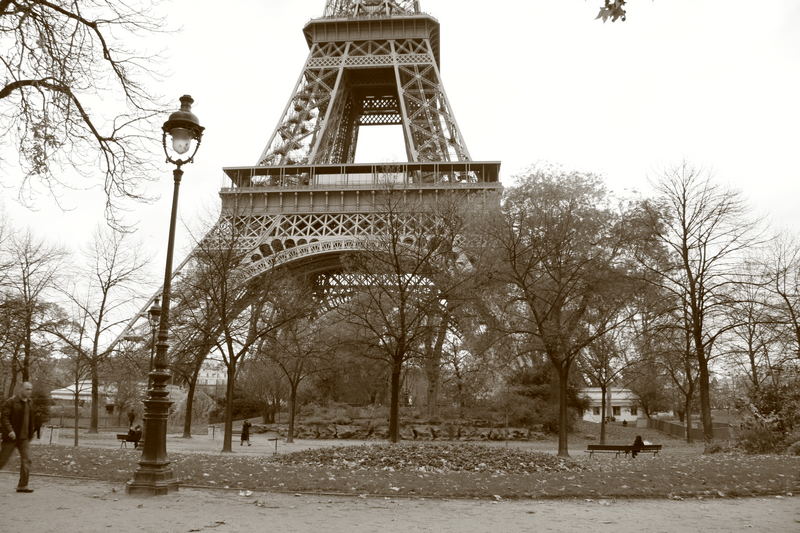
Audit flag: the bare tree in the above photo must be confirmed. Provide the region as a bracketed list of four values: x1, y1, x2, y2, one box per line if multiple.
[654, 300, 699, 443]
[166, 284, 222, 438]
[763, 235, 800, 363]
[0, 0, 166, 221]
[3, 229, 65, 386]
[52, 316, 91, 446]
[486, 167, 643, 456]
[49, 227, 148, 432]
[440, 325, 497, 416]
[169, 337, 214, 438]
[337, 189, 480, 443]
[238, 356, 286, 424]
[578, 323, 637, 444]
[260, 307, 330, 443]
[185, 214, 305, 452]
[641, 163, 761, 443]
[723, 279, 782, 391]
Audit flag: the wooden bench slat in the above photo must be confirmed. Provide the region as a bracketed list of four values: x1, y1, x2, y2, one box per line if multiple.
[585, 444, 662, 457]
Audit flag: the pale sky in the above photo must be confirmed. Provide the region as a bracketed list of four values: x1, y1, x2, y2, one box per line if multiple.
[3, 0, 800, 296]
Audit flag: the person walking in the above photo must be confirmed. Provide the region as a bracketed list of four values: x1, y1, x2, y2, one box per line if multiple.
[240, 420, 252, 447]
[1, 382, 36, 493]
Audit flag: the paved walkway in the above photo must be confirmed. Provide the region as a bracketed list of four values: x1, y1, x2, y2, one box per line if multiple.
[1, 474, 797, 532]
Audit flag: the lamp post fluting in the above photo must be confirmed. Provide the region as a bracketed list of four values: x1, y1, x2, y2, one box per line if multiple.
[147, 297, 162, 391]
[139, 297, 161, 448]
[127, 95, 204, 495]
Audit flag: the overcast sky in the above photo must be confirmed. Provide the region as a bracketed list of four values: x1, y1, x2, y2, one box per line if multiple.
[3, 0, 800, 292]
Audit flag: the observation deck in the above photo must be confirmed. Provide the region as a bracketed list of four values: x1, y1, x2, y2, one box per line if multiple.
[220, 161, 501, 214]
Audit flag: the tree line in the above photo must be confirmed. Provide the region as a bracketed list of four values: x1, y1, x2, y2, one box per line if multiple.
[2, 163, 798, 456]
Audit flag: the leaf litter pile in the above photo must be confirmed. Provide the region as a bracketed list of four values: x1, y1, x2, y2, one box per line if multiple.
[16, 444, 799, 499]
[273, 443, 579, 474]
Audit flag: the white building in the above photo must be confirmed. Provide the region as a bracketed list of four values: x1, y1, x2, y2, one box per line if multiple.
[197, 359, 227, 389]
[580, 387, 640, 423]
[49, 381, 115, 408]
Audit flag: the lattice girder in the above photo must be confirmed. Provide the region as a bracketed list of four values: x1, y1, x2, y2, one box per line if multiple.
[258, 5, 470, 166]
[323, 0, 420, 18]
[109, 0, 501, 354]
[216, 208, 454, 284]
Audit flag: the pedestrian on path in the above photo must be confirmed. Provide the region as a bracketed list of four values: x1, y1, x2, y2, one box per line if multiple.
[241, 420, 252, 446]
[1, 381, 35, 493]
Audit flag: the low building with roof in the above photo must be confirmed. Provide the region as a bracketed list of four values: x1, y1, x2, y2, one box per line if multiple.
[580, 387, 640, 423]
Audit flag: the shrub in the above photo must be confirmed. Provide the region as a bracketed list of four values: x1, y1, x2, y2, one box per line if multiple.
[736, 379, 800, 454]
[209, 396, 262, 424]
[786, 441, 800, 456]
[737, 423, 786, 454]
[703, 442, 735, 455]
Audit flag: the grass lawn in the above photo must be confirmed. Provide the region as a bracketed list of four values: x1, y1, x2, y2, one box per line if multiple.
[13, 442, 798, 500]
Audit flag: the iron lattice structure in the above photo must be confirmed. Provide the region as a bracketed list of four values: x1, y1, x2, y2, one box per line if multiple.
[257, 0, 469, 166]
[323, 0, 421, 18]
[114, 0, 501, 344]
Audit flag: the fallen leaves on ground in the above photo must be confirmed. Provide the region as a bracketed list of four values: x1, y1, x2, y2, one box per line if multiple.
[11, 444, 799, 499]
[273, 443, 582, 474]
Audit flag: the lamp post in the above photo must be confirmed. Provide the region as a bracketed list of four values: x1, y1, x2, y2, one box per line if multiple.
[138, 297, 162, 448]
[127, 95, 204, 495]
[147, 297, 162, 390]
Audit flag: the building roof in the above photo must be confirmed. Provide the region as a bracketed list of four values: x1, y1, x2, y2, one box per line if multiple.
[50, 381, 116, 403]
[579, 387, 639, 407]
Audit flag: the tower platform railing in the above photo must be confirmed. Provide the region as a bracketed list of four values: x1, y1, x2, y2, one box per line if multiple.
[222, 161, 501, 190]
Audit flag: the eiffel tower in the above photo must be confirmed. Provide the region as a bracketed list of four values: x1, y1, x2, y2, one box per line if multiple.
[118, 0, 500, 338]
[226, 0, 501, 283]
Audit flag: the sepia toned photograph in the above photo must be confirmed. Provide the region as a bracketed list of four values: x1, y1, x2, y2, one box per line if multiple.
[1, 1, 798, 531]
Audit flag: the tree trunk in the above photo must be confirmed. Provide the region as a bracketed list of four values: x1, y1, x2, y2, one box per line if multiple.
[557, 366, 570, 457]
[684, 395, 693, 444]
[268, 396, 280, 424]
[22, 316, 31, 381]
[388, 358, 402, 443]
[425, 367, 440, 419]
[287, 386, 297, 443]
[89, 363, 99, 433]
[425, 314, 448, 419]
[697, 355, 713, 444]
[222, 364, 236, 453]
[749, 353, 759, 391]
[456, 380, 465, 417]
[182, 375, 198, 438]
[600, 384, 607, 445]
[73, 372, 80, 447]
[8, 355, 18, 398]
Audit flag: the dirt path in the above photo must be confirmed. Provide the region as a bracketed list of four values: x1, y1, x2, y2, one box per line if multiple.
[1, 475, 797, 532]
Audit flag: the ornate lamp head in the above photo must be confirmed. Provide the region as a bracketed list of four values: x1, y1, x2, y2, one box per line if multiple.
[162, 95, 205, 166]
[147, 297, 162, 329]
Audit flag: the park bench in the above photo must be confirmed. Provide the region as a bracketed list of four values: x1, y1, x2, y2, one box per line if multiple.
[585, 444, 662, 458]
[117, 432, 141, 449]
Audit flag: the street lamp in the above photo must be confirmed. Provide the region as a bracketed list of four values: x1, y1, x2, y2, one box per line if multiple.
[147, 297, 162, 389]
[127, 95, 204, 496]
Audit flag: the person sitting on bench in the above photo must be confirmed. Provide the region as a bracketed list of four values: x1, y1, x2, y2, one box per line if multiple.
[127, 425, 142, 449]
[631, 435, 644, 458]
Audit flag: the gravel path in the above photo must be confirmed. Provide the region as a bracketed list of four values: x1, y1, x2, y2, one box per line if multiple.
[1, 474, 797, 532]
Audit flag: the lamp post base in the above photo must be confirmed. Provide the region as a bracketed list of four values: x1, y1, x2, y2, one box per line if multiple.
[126, 463, 179, 495]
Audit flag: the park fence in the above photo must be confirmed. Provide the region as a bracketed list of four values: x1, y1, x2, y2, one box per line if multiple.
[647, 418, 734, 441]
